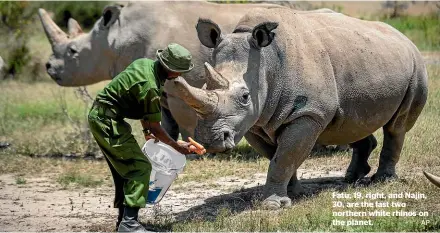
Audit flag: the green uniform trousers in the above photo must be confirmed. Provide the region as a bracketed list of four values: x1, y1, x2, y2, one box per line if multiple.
[88, 103, 152, 208]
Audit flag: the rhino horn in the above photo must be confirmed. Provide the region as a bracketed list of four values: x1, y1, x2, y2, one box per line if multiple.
[423, 171, 440, 188]
[38, 8, 68, 46]
[204, 62, 229, 89]
[164, 76, 218, 115]
[68, 18, 83, 38]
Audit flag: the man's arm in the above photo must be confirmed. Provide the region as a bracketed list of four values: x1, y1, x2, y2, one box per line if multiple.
[141, 119, 191, 155]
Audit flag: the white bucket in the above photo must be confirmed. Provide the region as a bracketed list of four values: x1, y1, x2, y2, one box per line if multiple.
[142, 139, 186, 204]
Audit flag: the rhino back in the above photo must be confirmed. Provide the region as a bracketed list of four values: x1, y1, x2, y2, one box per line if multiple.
[113, 2, 282, 87]
[239, 8, 425, 144]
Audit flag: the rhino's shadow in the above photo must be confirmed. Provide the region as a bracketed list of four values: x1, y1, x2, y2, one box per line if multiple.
[145, 176, 369, 231]
[186, 145, 350, 162]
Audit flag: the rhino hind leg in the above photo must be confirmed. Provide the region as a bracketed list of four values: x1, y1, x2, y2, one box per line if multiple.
[371, 130, 405, 182]
[345, 134, 377, 183]
[372, 67, 427, 182]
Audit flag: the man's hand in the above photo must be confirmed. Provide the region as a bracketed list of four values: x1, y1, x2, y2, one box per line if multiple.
[141, 119, 194, 155]
[178, 139, 206, 155]
[174, 141, 193, 155]
[144, 133, 159, 143]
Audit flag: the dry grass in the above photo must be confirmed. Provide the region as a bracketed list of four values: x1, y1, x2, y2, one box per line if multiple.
[1, 55, 439, 233]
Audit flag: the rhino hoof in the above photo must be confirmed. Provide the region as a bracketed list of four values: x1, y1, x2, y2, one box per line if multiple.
[371, 172, 398, 183]
[261, 194, 292, 210]
[345, 164, 371, 183]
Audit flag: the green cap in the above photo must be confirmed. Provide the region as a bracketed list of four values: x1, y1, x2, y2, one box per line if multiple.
[156, 43, 194, 73]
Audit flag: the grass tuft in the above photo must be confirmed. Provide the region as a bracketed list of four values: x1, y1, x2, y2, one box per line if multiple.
[57, 170, 103, 189]
[15, 176, 26, 185]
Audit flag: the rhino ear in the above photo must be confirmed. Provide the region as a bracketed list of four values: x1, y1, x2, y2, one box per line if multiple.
[251, 22, 279, 48]
[100, 4, 123, 29]
[196, 18, 222, 48]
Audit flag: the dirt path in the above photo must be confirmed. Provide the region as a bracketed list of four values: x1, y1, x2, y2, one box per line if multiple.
[0, 168, 345, 231]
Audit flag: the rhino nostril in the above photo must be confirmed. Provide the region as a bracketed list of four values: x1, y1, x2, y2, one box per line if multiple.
[223, 131, 231, 141]
[45, 62, 51, 70]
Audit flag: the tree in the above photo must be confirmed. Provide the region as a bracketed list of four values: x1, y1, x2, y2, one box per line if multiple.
[0, 1, 34, 79]
[382, 1, 410, 18]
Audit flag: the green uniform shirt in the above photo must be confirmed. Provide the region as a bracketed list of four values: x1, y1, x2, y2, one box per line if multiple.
[96, 58, 165, 122]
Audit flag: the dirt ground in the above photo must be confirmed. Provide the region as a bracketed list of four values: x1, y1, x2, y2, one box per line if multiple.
[0, 167, 345, 231]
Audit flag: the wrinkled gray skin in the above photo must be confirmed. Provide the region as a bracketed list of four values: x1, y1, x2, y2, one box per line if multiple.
[165, 7, 428, 209]
[38, 1, 285, 138]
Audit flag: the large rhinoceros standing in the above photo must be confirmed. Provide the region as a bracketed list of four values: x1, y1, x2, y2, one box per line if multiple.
[164, 7, 428, 209]
[38, 1, 284, 139]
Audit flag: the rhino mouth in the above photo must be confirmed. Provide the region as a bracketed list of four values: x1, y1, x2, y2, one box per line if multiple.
[201, 130, 236, 153]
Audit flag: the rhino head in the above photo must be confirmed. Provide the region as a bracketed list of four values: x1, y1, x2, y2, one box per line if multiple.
[38, 5, 124, 86]
[164, 18, 279, 152]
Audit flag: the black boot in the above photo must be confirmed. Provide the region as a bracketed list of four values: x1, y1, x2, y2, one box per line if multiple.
[118, 206, 152, 232]
[116, 207, 124, 231]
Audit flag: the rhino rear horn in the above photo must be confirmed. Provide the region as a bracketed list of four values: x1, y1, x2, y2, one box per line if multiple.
[164, 76, 218, 115]
[423, 171, 440, 188]
[252, 22, 279, 48]
[196, 18, 222, 48]
[68, 18, 83, 38]
[38, 8, 68, 46]
[204, 62, 229, 90]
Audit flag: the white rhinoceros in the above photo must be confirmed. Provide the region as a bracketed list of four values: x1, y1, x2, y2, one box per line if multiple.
[164, 7, 428, 208]
[38, 1, 284, 139]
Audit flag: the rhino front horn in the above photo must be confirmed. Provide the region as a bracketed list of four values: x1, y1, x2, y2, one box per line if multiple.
[204, 62, 229, 90]
[38, 8, 68, 46]
[164, 76, 218, 115]
[423, 171, 440, 188]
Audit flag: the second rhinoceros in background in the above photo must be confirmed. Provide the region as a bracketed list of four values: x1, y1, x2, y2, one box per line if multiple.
[37, 1, 283, 139]
[165, 7, 428, 209]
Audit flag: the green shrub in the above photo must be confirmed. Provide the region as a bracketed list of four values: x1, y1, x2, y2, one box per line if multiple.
[383, 14, 440, 50]
[57, 170, 103, 188]
[0, 2, 34, 80]
[37, 1, 110, 29]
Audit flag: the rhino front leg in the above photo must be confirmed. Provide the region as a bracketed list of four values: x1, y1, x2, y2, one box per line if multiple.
[245, 132, 305, 197]
[263, 117, 322, 209]
[345, 134, 377, 183]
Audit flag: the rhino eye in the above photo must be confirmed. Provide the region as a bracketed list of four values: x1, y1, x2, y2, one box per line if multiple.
[69, 48, 77, 54]
[241, 92, 250, 104]
[69, 45, 78, 55]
